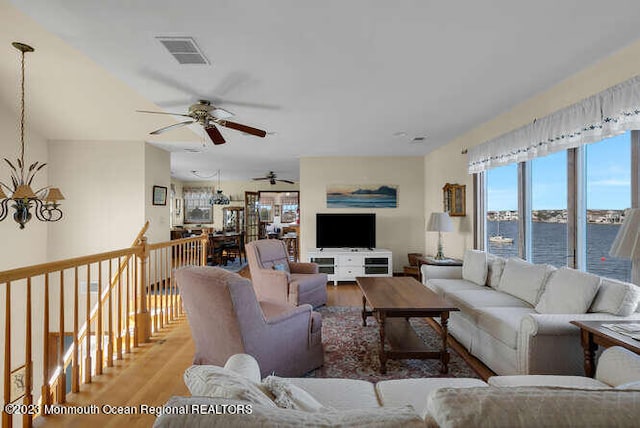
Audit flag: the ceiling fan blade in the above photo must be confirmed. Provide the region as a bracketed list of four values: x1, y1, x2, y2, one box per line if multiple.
[137, 109, 193, 119]
[252, 177, 269, 181]
[205, 125, 226, 145]
[218, 120, 267, 138]
[150, 120, 195, 135]
[277, 179, 295, 184]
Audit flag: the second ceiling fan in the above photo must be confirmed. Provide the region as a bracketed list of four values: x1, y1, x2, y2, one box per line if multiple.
[137, 99, 266, 145]
[252, 171, 295, 185]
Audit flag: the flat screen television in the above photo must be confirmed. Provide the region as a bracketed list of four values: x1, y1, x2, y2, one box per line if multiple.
[316, 213, 376, 249]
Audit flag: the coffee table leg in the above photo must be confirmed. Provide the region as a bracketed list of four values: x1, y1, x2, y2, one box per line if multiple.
[440, 312, 450, 374]
[580, 329, 598, 377]
[379, 312, 387, 374]
[362, 295, 367, 327]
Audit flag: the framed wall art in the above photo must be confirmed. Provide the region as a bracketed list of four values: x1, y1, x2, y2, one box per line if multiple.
[152, 185, 168, 206]
[443, 183, 465, 216]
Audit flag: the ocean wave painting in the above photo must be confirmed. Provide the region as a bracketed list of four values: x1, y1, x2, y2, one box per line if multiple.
[327, 184, 398, 208]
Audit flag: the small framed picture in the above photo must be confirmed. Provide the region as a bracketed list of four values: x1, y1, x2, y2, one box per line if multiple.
[153, 185, 168, 206]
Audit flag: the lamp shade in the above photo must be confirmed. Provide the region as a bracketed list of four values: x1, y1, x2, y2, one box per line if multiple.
[44, 187, 65, 202]
[610, 208, 640, 259]
[12, 184, 36, 199]
[0, 187, 7, 199]
[427, 212, 453, 233]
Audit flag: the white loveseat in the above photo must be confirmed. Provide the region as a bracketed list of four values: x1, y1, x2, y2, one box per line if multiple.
[153, 348, 640, 427]
[421, 250, 640, 375]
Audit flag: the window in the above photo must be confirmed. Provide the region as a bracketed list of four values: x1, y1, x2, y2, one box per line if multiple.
[482, 131, 636, 282]
[530, 151, 567, 267]
[585, 132, 631, 281]
[486, 164, 519, 258]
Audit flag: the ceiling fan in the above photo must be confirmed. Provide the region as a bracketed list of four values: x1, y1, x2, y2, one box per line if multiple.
[252, 171, 295, 185]
[137, 99, 266, 145]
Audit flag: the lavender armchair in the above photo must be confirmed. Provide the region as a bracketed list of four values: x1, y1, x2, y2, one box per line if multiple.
[245, 239, 328, 308]
[176, 266, 324, 377]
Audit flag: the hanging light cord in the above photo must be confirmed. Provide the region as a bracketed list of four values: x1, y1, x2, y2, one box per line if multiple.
[19, 48, 26, 183]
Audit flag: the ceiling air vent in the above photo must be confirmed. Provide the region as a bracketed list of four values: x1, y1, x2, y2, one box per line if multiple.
[411, 136, 427, 143]
[156, 37, 209, 65]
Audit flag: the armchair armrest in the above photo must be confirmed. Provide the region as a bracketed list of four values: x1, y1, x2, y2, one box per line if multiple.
[252, 269, 291, 303]
[263, 303, 313, 325]
[289, 262, 319, 274]
[420, 265, 463, 284]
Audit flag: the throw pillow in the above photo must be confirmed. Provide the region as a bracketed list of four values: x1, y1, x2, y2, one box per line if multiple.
[486, 254, 506, 289]
[535, 267, 601, 314]
[616, 381, 640, 390]
[589, 277, 640, 316]
[183, 365, 276, 408]
[273, 263, 290, 273]
[497, 258, 554, 306]
[262, 376, 326, 412]
[462, 250, 488, 286]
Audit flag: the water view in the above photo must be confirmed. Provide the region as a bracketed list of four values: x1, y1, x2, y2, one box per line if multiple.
[488, 220, 631, 282]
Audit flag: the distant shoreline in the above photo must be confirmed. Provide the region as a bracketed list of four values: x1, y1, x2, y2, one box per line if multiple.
[487, 209, 625, 225]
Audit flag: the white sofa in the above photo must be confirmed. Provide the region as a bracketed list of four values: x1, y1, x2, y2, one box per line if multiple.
[421, 250, 640, 375]
[153, 348, 640, 427]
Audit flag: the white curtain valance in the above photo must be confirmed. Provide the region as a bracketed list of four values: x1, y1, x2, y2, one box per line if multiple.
[468, 75, 640, 173]
[183, 187, 214, 200]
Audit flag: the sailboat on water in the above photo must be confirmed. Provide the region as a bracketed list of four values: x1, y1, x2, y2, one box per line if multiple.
[489, 220, 514, 244]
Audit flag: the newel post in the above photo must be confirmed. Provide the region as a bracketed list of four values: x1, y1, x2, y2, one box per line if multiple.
[200, 232, 209, 266]
[136, 236, 152, 343]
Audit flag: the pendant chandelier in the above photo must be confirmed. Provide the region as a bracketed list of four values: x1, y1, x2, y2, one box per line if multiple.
[210, 169, 230, 205]
[0, 42, 64, 229]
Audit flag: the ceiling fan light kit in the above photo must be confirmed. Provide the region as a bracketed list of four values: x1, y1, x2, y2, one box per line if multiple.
[137, 99, 267, 146]
[0, 42, 65, 229]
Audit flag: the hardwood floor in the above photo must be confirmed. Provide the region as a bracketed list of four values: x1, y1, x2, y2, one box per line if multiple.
[34, 278, 492, 427]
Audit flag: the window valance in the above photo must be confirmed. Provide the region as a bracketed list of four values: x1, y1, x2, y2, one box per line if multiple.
[468, 75, 640, 173]
[183, 187, 215, 200]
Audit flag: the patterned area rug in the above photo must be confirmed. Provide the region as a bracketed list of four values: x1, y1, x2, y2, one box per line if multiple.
[306, 306, 480, 382]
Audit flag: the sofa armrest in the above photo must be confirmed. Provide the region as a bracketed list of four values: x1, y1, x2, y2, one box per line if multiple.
[518, 312, 640, 375]
[595, 346, 640, 387]
[420, 265, 463, 284]
[223, 354, 262, 384]
[289, 262, 319, 274]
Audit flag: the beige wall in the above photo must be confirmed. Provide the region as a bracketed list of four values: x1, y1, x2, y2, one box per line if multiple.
[0, 100, 49, 270]
[144, 144, 171, 244]
[424, 38, 640, 258]
[299, 157, 425, 271]
[47, 140, 146, 260]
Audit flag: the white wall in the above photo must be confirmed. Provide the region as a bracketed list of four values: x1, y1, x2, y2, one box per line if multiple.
[145, 144, 171, 244]
[424, 38, 640, 258]
[300, 157, 425, 271]
[47, 140, 146, 260]
[0, 100, 49, 270]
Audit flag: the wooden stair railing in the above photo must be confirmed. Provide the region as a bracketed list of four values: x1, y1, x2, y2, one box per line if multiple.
[0, 225, 208, 428]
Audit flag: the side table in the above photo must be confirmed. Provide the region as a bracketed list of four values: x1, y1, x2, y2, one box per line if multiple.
[570, 320, 640, 377]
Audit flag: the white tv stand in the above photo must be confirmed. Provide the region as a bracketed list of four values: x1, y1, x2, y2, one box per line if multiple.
[307, 248, 393, 285]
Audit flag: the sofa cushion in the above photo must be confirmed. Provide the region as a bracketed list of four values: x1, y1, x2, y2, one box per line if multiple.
[535, 267, 601, 314]
[183, 365, 276, 407]
[476, 307, 536, 349]
[487, 375, 609, 389]
[497, 257, 554, 306]
[284, 378, 381, 409]
[617, 381, 640, 390]
[154, 396, 424, 428]
[425, 386, 640, 428]
[263, 376, 326, 412]
[427, 278, 486, 299]
[376, 378, 488, 420]
[486, 254, 506, 289]
[445, 289, 532, 323]
[462, 250, 487, 286]
[590, 277, 640, 316]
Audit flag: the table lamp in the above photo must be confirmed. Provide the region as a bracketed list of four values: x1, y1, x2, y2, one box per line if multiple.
[427, 212, 454, 260]
[609, 208, 640, 284]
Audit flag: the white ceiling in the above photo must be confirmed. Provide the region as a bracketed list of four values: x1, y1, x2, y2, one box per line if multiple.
[6, 0, 640, 182]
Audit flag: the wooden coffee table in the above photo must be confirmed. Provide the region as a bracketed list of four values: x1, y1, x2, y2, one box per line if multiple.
[570, 320, 640, 377]
[357, 276, 459, 374]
